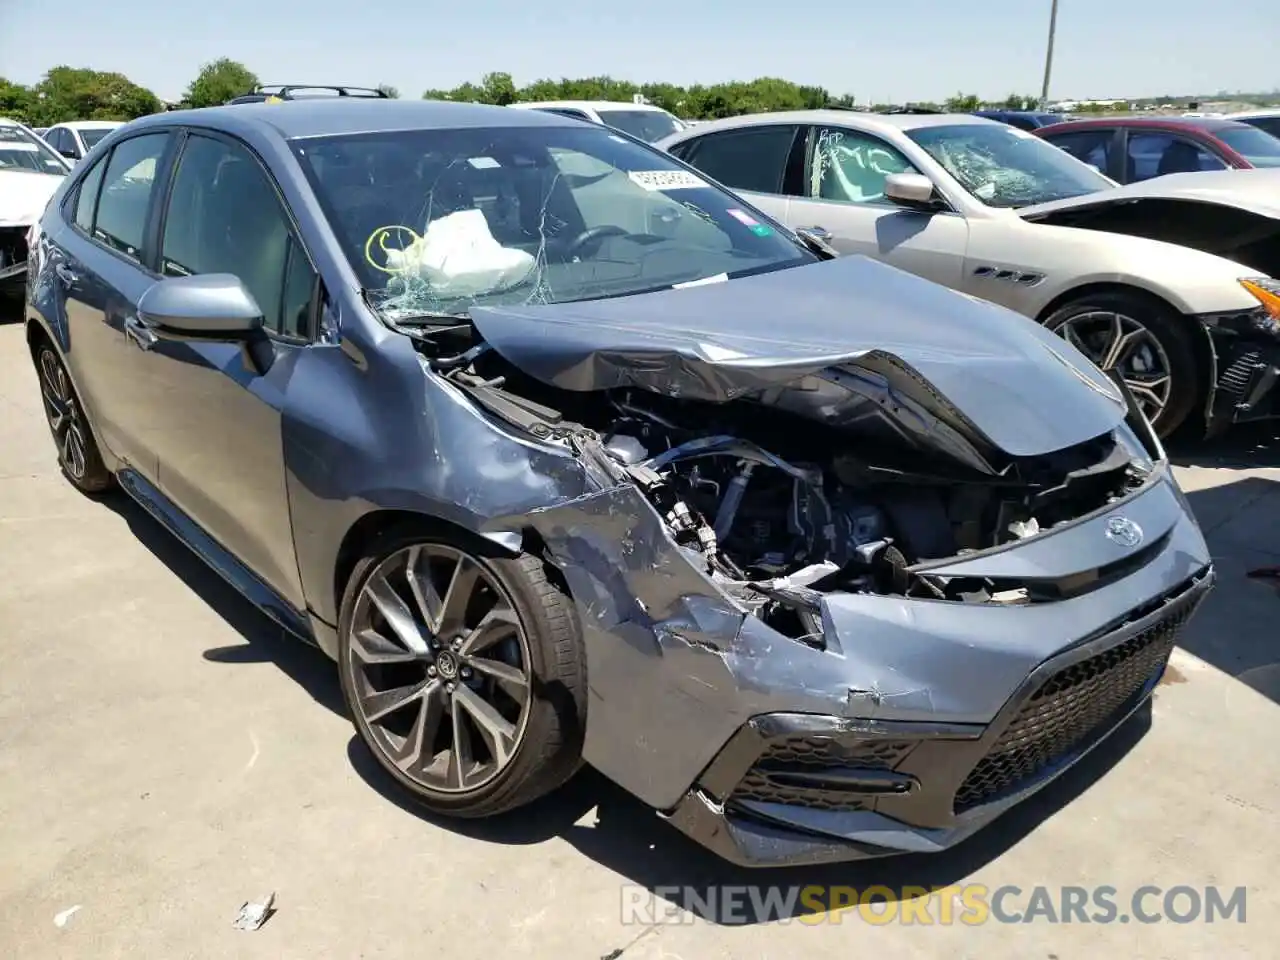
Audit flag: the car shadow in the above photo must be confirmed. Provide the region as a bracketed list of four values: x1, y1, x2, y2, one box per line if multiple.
[346, 705, 1153, 925]
[96, 488, 347, 718]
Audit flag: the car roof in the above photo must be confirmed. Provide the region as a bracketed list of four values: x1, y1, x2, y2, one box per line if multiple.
[513, 100, 670, 113]
[1227, 108, 1280, 119]
[663, 109, 1005, 139]
[54, 120, 124, 130]
[127, 97, 581, 140]
[1039, 116, 1251, 134]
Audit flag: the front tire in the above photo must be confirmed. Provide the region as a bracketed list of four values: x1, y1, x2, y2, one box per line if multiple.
[1043, 291, 1200, 437]
[338, 528, 586, 818]
[33, 342, 112, 493]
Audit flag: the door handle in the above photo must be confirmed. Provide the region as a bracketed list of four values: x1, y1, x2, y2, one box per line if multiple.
[123, 315, 158, 350]
[54, 262, 80, 286]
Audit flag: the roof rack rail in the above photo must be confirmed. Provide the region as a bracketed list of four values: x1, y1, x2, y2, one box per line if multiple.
[225, 84, 391, 105]
[880, 105, 944, 115]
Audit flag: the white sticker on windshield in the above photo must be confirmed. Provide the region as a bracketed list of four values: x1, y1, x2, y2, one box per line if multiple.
[467, 156, 500, 169]
[674, 273, 728, 289]
[628, 170, 706, 191]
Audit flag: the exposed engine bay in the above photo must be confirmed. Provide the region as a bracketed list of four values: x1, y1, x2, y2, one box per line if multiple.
[428, 336, 1157, 644]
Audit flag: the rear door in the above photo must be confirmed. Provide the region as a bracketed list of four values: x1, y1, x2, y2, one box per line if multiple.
[670, 123, 805, 227]
[51, 130, 176, 479]
[785, 124, 970, 288]
[138, 130, 316, 608]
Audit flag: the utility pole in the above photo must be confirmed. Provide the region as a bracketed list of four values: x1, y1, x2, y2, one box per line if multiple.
[1040, 0, 1060, 109]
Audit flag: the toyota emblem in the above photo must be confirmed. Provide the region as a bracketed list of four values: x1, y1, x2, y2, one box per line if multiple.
[1104, 516, 1143, 548]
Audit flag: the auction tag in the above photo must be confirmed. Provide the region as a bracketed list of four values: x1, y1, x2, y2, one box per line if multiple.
[628, 170, 706, 191]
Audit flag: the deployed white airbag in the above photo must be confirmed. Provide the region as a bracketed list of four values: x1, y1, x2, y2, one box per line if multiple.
[385, 209, 535, 298]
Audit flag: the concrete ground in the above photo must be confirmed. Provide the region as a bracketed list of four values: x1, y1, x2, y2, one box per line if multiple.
[0, 313, 1277, 959]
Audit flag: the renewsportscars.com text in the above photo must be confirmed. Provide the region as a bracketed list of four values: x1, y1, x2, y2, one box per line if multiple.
[620, 884, 1248, 926]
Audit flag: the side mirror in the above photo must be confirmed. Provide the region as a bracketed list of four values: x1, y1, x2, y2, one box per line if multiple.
[138, 274, 274, 375]
[884, 172, 942, 210]
[138, 274, 264, 340]
[58, 147, 78, 160]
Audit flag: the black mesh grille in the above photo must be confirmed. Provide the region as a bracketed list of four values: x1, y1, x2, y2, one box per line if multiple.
[729, 737, 914, 812]
[953, 599, 1194, 813]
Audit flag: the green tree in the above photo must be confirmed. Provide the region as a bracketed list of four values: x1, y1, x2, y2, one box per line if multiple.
[376, 83, 399, 98]
[29, 67, 160, 124]
[184, 58, 259, 108]
[479, 72, 518, 105]
[944, 92, 981, 111]
[0, 78, 36, 123]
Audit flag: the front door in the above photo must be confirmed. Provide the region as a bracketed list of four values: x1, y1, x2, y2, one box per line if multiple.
[55, 130, 175, 480]
[138, 131, 318, 610]
[784, 125, 970, 289]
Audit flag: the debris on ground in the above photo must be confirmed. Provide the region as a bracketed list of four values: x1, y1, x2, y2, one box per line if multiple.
[232, 892, 276, 931]
[53, 905, 81, 928]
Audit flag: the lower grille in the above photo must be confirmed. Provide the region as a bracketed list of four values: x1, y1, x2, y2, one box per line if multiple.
[729, 737, 914, 812]
[953, 598, 1194, 813]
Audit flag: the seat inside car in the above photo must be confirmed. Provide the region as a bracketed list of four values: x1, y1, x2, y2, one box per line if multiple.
[1157, 140, 1203, 175]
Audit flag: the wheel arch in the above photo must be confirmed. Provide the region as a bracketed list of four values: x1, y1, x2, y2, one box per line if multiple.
[1034, 280, 1215, 433]
[330, 509, 562, 636]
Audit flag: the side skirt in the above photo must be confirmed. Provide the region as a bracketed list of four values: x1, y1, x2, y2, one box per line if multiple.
[116, 468, 316, 643]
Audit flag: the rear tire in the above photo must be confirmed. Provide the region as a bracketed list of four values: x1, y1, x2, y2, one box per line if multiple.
[338, 527, 586, 818]
[1042, 290, 1200, 438]
[33, 342, 113, 493]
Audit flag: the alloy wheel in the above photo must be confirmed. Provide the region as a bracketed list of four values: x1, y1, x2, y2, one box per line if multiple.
[1049, 310, 1173, 422]
[37, 348, 89, 481]
[346, 544, 534, 794]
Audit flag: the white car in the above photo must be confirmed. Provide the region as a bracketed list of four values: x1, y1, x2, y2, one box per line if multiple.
[509, 100, 686, 143]
[41, 120, 123, 164]
[0, 118, 71, 296]
[658, 110, 1280, 437]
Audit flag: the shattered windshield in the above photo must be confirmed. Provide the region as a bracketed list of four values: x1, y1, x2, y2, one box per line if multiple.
[293, 124, 813, 320]
[0, 124, 69, 175]
[906, 123, 1113, 207]
[594, 109, 683, 143]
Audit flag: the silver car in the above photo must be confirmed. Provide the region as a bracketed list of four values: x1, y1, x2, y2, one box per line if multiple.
[658, 111, 1280, 437]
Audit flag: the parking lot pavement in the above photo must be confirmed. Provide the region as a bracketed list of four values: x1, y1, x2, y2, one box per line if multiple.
[1, 314, 1277, 960]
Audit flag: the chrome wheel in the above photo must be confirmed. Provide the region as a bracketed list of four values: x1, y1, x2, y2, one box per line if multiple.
[37, 347, 88, 481]
[346, 544, 533, 794]
[1049, 310, 1173, 422]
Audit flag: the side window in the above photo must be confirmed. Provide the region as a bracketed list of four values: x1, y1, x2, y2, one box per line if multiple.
[1045, 130, 1114, 173]
[44, 128, 63, 152]
[160, 133, 315, 336]
[93, 133, 169, 262]
[810, 127, 919, 204]
[73, 157, 107, 231]
[1126, 132, 1226, 181]
[682, 125, 799, 195]
[1244, 117, 1280, 139]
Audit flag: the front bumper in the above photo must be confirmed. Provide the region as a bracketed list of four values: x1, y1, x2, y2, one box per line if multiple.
[664, 568, 1212, 867]
[1201, 315, 1280, 436]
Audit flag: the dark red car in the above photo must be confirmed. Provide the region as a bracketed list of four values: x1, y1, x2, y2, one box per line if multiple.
[1036, 116, 1280, 184]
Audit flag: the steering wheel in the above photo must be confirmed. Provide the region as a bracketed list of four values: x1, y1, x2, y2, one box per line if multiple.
[564, 225, 629, 258]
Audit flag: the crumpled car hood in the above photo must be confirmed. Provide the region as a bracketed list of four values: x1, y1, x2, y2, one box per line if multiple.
[469, 254, 1125, 459]
[1018, 167, 1280, 221]
[0, 169, 65, 226]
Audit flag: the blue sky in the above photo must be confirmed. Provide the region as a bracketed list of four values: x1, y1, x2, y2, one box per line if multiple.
[1, 0, 1275, 104]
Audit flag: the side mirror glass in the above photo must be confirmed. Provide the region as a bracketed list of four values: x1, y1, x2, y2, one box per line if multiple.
[137, 274, 264, 340]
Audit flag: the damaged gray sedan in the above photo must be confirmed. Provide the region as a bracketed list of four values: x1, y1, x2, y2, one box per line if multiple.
[25, 100, 1213, 867]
